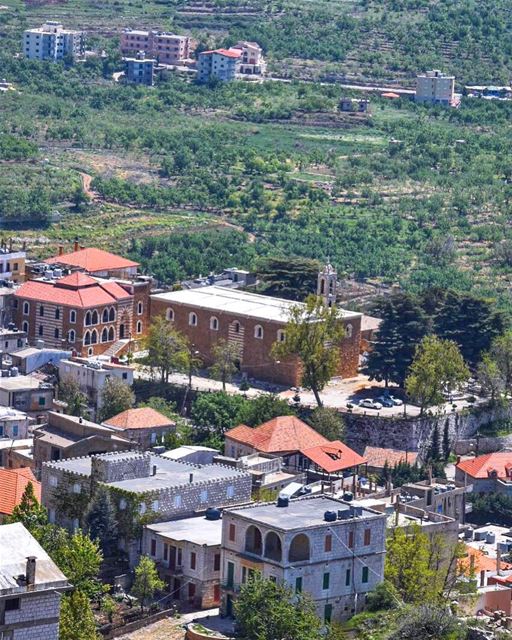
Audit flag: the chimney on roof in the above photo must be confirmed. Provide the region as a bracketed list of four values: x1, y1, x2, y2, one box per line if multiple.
[58, 244, 64, 256]
[152, 465, 157, 476]
[74, 237, 79, 252]
[189, 473, 194, 483]
[497, 546, 502, 576]
[26, 556, 36, 587]
[80, 245, 85, 251]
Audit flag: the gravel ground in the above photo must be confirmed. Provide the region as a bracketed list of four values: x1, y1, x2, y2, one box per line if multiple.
[117, 618, 186, 640]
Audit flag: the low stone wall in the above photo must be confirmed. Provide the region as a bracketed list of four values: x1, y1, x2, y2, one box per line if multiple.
[455, 434, 512, 456]
[343, 402, 512, 457]
[102, 609, 175, 638]
[186, 623, 233, 640]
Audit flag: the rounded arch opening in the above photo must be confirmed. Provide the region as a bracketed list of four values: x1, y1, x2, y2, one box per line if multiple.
[264, 531, 282, 562]
[244, 525, 263, 556]
[288, 533, 310, 563]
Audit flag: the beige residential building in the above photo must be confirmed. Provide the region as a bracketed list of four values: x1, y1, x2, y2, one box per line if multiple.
[120, 29, 191, 65]
[416, 70, 455, 105]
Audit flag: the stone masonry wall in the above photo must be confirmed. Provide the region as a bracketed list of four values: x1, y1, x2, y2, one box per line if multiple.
[6, 591, 61, 640]
[91, 452, 151, 483]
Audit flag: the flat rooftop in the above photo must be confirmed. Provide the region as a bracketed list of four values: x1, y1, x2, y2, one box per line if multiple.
[227, 495, 382, 531]
[151, 286, 360, 323]
[0, 375, 45, 391]
[45, 452, 249, 492]
[146, 515, 222, 546]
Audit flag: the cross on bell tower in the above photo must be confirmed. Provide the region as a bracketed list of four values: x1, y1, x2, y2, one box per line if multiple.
[317, 259, 337, 307]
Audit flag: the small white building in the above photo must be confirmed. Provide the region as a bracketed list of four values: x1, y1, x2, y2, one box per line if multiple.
[0, 523, 70, 639]
[416, 70, 455, 106]
[0, 406, 31, 439]
[0, 327, 27, 354]
[231, 41, 266, 76]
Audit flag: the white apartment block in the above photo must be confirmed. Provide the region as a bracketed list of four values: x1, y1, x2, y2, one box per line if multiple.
[221, 495, 386, 623]
[23, 22, 85, 61]
[416, 70, 455, 105]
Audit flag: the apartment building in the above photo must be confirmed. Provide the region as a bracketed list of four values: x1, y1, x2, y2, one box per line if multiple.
[416, 70, 455, 105]
[221, 495, 386, 622]
[0, 243, 25, 283]
[197, 49, 241, 83]
[120, 29, 191, 65]
[124, 51, 156, 86]
[0, 523, 69, 640]
[231, 41, 266, 75]
[23, 21, 85, 61]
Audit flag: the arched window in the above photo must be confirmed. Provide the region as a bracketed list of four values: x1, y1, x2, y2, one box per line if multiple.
[55, 308, 60, 320]
[264, 531, 282, 562]
[320, 278, 325, 295]
[38, 325, 43, 337]
[189, 312, 197, 327]
[102, 308, 109, 323]
[108, 327, 115, 342]
[136, 321, 142, 334]
[84, 330, 91, 345]
[88, 347, 93, 356]
[54, 328, 59, 339]
[91, 329, 98, 344]
[23, 302, 30, 315]
[288, 534, 310, 562]
[70, 310, 76, 324]
[68, 330, 75, 343]
[138, 301, 143, 315]
[22, 321, 29, 333]
[346, 323, 353, 338]
[254, 325, 263, 339]
[39, 305, 44, 317]
[277, 329, 286, 343]
[85, 311, 92, 326]
[210, 316, 219, 331]
[91, 310, 99, 325]
[233, 321, 240, 334]
[166, 308, 174, 322]
[109, 307, 115, 322]
[245, 525, 263, 556]
[101, 327, 108, 343]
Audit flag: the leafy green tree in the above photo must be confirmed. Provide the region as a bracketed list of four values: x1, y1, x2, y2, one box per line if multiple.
[191, 391, 248, 444]
[53, 531, 103, 599]
[209, 338, 242, 391]
[366, 580, 401, 612]
[59, 590, 99, 640]
[234, 576, 323, 640]
[257, 256, 321, 301]
[241, 393, 294, 427]
[272, 295, 345, 406]
[98, 377, 135, 422]
[405, 335, 469, 414]
[144, 316, 188, 384]
[7, 482, 48, 531]
[389, 605, 465, 640]
[488, 330, 512, 395]
[58, 377, 88, 417]
[307, 406, 345, 441]
[85, 487, 118, 557]
[138, 397, 178, 420]
[131, 555, 164, 613]
[363, 293, 430, 387]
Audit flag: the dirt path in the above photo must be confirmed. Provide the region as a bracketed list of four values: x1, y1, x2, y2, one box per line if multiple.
[78, 171, 96, 200]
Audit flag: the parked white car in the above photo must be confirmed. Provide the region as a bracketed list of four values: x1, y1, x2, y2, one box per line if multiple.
[359, 398, 383, 410]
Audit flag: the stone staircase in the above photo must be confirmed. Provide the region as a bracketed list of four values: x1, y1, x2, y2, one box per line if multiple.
[102, 339, 130, 358]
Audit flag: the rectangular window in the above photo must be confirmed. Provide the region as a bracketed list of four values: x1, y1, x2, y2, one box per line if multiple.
[348, 530, 354, 549]
[5, 597, 20, 611]
[163, 544, 168, 561]
[362, 566, 369, 583]
[12, 425, 18, 437]
[214, 553, 221, 571]
[150, 539, 156, 556]
[188, 583, 196, 599]
[229, 523, 236, 542]
[38, 396, 46, 406]
[345, 568, 351, 586]
[364, 529, 371, 546]
[323, 572, 330, 590]
[295, 576, 302, 593]
[174, 495, 182, 508]
[213, 584, 221, 602]
[324, 604, 332, 624]
[190, 552, 196, 570]
[226, 485, 235, 499]
[226, 561, 234, 588]
[324, 534, 332, 552]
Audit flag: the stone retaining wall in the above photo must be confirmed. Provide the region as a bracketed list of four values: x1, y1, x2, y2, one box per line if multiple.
[455, 434, 512, 456]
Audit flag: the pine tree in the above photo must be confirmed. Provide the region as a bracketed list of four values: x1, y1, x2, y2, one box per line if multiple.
[85, 487, 118, 557]
[59, 590, 99, 640]
[7, 482, 48, 532]
[442, 420, 451, 461]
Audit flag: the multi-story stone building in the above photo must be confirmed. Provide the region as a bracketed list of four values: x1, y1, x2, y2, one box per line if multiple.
[124, 51, 156, 86]
[197, 49, 241, 83]
[23, 21, 85, 61]
[143, 512, 222, 608]
[103, 407, 175, 449]
[0, 522, 70, 640]
[416, 70, 455, 106]
[120, 30, 191, 65]
[150, 286, 361, 386]
[221, 495, 387, 622]
[0, 327, 27, 354]
[41, 450, 252, 563]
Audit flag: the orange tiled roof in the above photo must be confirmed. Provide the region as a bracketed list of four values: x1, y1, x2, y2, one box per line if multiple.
[14, 276, 131, 309]
[457, 453, 512, 479]
[459, 545, 512, 575]
[45, 247, 139, 273]
[301, 441, 366, 473]
[201, 48, 242, 58]
[363, 446, 418, 469]
[104, 407, 175, 430]
[0, 467, 41, 516]
[225, 416, 329, 454]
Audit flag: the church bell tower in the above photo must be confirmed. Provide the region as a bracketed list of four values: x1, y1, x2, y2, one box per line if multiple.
[317, 260, 337, 307]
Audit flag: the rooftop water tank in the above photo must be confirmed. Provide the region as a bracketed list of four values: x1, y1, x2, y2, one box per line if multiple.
[343, 492, 353, 502]
[324, 511, 337, 522]
[277, 497, 289, 508]
[486, 532, 496, 544]
[205, 507, 221, 521]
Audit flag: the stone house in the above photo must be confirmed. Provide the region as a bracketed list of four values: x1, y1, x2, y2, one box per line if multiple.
[103, 407, 176, 449]
[0, 406, 31, 440]
[0, 522, 70, 640]
[456, 452, 512, 495]
[0, 374, 54, 420]
[221, 495, 386, 622]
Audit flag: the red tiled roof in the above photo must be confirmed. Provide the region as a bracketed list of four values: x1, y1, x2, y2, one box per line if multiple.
[45, 247, 139, 273]
[457, 453, 512, 479]
[0, 468, 41, 516]
[201, 48, 242, 58]
[225, 416, 329, 454]
[104, 407, 175, 430]
[459, 546, 512, 575]
[301, 441, 366, 473]
[363, 446, 418, 469]
[14, 277, 131, 309]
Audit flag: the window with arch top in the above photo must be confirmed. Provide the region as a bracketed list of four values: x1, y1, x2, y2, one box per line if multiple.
[101, 327, 108, 343]
[233, 321, 240, 334]
[210, 316, 219, 331]
[91, 310, 99, 325]
[102, 308, 109, 323]
[277, 329, 286, 343]
[189, 312, 198, 327]
[346, 323, 353, 339]
[166, 307, 174, 322]
[254, 325, 264, 339]
[136, 320, 142, 334]
[138, 301, 143, 315]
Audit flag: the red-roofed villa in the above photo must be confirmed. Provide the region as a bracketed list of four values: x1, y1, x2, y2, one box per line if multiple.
[103, 407, 176, 448]
[455, 452, 512, 493]
[0, 467, 40, 522]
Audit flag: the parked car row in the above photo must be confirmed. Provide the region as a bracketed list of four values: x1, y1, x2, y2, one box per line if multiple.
[348, 394, 403, 411]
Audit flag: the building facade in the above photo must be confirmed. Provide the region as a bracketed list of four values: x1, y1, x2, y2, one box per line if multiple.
[103, 407, 175, 449]
[221, 495, 386, 622]
[231, 41, 266, 75]
[197, 49, 241, 83]
[23, 21, 85, 61]
[0, 244, 25, 283]
[0, 406, 31, 440]
[120, 30, 191, 65]
[150, 286, 361, 386]
[416, 70, 455, 105]
[0, 374, 54, 420]
[124, 51, 155, 86]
